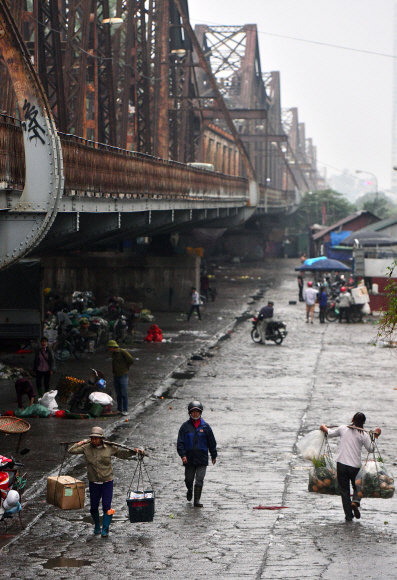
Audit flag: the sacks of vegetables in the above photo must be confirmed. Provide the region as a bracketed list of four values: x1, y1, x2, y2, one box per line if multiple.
[355, 460, 395, 499]
[308, 454, 340, 495]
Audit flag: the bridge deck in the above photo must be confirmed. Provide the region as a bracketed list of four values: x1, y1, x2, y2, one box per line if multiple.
[0, 114, 295, 213]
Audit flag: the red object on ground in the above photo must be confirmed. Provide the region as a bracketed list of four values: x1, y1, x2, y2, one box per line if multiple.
[253, 506, 289, 510]
[0, 472, 10, 492]
[15, 349, 33, 354]
[144, 324, 163, 342]
[3, 411, 15, 417]
[54, 410, 66, 418]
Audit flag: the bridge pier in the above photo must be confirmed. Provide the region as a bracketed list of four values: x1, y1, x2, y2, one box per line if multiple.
[41, 253, 201, 313]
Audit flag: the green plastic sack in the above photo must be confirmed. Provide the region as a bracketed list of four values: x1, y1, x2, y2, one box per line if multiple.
[88, 403, 103, 417]
[15, 403, 50, 418]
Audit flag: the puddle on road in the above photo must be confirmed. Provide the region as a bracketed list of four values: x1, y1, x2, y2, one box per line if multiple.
[43, 557, 93, 569]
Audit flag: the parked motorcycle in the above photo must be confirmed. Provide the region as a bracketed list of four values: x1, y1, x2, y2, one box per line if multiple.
[68, 368, 107, 414]
[251, 318, 288, 345]
[0, 451, 29, 524]
[325, 301, 363, 323]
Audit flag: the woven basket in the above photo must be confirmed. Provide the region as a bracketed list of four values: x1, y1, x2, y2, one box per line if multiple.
[0, 416, 31, 433]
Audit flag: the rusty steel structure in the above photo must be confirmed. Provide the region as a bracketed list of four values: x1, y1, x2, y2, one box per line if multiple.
[193, 25, 324, 205]
[0, 0, 325, 266]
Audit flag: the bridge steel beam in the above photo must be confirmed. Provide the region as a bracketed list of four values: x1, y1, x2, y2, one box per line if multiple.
[0, 0, 63, 269]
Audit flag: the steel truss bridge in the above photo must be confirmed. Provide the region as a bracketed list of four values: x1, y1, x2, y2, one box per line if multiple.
[0, 1, 325, 269]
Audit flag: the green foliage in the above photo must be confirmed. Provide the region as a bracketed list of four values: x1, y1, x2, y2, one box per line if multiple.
[311, 455, 326, 468]
[356, 191, 395, 219]
[285, 189, 356, 233]
[377, 261, 397, 341]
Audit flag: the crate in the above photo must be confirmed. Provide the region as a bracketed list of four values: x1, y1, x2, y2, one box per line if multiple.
[47, 476, 85, 510]
[126, 490, 154, 522]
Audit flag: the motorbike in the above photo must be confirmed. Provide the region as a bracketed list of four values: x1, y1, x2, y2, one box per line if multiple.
[0, 451, 29, 524]
[68, 368, 107, 414]
[71, 291, 95, 313]
[53, 327, 85, 361]
[325, 301, 363, 323]
[251, 317, 288, 345]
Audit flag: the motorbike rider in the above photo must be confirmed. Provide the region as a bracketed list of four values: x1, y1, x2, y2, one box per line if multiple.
[338, 286, 352, 323]
[257, 301, 274, 342]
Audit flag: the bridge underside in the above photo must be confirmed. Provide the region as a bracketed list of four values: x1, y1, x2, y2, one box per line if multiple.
[32, 205, 253, 254]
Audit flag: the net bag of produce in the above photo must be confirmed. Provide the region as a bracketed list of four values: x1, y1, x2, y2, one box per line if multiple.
[308, 454, 340, 496]
[355, 460, 395, 499]
[297, 429, 326, 461]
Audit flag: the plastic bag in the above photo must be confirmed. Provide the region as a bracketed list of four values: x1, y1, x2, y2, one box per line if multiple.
[38, 390, 59, 410]
[355, 460, 395, 499]
[88, 403, 103, 417]
[88, 392, 114, 406]
[297, 430, 326, 461]
[15, 404, 50, 418]
[308, 455, 340, 495]
[362, 303, 371, 315]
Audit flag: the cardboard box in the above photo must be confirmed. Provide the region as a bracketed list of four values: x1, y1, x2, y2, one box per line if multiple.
[47, 476, 85, 510]
[351, 286, 369, 304]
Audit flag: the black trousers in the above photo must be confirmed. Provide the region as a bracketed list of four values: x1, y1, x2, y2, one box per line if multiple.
[337, 462, 360, 520]
[185, 464, 207, 488]
[339, 307, 349, 323]
[298, 286, 304, 302]
[187, 305, 201, 321]
[36, 370, 51, 396]
[319, 306, 327, 323]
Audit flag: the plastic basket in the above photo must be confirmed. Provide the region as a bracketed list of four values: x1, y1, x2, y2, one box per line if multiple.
[127, 490, 155, 523]
[126, 457, 154, 523]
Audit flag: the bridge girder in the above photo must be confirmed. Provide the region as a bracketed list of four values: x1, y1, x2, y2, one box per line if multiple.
[0, 0, 64, 269]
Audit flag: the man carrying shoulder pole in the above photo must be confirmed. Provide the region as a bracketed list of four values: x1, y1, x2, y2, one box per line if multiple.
[68, 426, 144, 537]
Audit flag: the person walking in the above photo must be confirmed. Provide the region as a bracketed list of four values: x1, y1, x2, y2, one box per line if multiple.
[297, 274, 304, 302]
[68, 426, 144, 537]
[33, 336, 56, 396]
[304, 281, 318, 324]
[187, 287, 201, 321]
[318, 286, 328, 323]
[177, 401, 217, 508]
[320, 413, 381, 521]
[338, 286, 352, 323]
[106, 340, 134, 415]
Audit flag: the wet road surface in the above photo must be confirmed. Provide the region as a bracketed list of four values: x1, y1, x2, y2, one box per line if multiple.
[1, 259, 397, 579]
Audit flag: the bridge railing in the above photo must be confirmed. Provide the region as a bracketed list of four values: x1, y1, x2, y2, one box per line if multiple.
[0, 117, 298, 211]
[0, 114, 24, 189]
[258, 184, 297, 212]
[59, 133, 248, 201]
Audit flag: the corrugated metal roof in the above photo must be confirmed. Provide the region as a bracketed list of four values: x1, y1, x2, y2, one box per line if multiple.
[312, 211, 378, 241]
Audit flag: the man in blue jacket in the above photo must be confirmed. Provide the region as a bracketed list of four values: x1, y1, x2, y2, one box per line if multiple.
[177, 401, 217, 507]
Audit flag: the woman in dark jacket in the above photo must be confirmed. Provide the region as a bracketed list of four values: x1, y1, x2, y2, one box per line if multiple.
[33, 336, 55, 396]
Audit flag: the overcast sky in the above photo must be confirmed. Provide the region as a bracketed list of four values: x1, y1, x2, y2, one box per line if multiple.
[189, 0, 395, 194]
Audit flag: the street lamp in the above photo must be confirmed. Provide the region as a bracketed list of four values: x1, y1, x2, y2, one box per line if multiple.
[355, 169, 378, 201]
